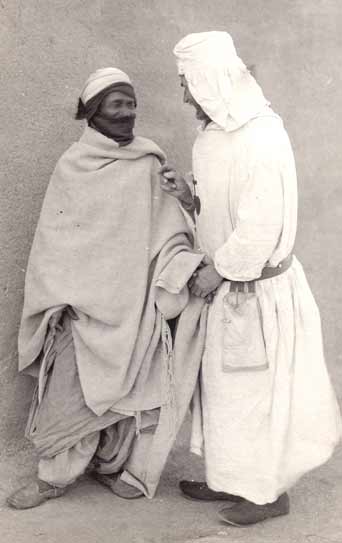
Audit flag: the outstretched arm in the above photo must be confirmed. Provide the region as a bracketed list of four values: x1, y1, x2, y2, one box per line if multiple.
[159, 164, 196, 217]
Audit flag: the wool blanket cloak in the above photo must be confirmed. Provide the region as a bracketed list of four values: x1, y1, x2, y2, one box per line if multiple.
[18, 126, 203, 416]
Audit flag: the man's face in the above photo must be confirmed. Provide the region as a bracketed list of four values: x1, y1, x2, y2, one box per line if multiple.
[180, 75, 209, 121]
[92, 90, 136, 142]
[97, 91, 136, 120]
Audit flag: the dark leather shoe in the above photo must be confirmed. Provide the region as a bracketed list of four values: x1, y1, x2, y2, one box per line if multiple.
[218, 492, 290, 526]
[7, 480, 66, 510]
[179, 480, 243, 502]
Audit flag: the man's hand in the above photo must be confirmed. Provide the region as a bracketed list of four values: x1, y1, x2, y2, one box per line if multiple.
[159, 164, 192, 202]
[189, 263, 223, 298]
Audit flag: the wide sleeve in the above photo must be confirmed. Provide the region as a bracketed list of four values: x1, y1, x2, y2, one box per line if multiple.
[214, 153, 284, 281]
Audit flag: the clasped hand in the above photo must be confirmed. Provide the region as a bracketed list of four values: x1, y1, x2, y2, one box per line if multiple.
[189, 262, 223, 301]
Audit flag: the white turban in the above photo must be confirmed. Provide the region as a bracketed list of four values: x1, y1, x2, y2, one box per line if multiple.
[173, 31, 269, 131]
[80, 67, 132, 104]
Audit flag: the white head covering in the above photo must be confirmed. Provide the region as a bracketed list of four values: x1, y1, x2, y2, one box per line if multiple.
[80, 67, 132, 104]
[173, 31, 269, 131]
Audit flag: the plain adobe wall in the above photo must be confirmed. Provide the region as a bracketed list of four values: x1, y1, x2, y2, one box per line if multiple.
[1, 0, 342, 457]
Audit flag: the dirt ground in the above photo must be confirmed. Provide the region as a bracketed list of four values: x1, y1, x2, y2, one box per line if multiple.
[1, 418, 341, 543]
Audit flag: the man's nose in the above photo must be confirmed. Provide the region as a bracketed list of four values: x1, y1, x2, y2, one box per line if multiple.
[120, 107, 136, 117]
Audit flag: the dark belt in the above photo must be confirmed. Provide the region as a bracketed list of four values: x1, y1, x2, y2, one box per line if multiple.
[257, 253, 293, 281]
[229, 254, 293, 293]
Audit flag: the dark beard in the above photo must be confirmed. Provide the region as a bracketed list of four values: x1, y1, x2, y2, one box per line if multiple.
[90, 114, 136, 146]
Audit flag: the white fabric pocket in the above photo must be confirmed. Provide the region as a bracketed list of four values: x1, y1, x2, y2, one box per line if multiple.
[222, 285, 268, 372]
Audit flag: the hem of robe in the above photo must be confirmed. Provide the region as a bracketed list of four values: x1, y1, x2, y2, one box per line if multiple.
[120, 470, 150, 498]
[206, 438, 340, 505]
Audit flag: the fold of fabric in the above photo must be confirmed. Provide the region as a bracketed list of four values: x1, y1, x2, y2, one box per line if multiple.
[19, 126, 203, 415]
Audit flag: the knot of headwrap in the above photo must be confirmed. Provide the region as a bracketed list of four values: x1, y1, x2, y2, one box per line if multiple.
[173, 31, 269, 132]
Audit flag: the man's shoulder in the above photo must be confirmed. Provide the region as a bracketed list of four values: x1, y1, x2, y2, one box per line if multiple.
[133, 135, 162, 150]
[130, 136, 166, 164]
[246, 112, 289, 148]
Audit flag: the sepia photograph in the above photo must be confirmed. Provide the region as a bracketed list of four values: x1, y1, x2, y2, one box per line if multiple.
[1, 1, 341, 542]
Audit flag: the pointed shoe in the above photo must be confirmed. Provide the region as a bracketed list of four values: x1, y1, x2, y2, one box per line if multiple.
[179, 480, 243, 502]
[7, 480, 66, 510]
[218, 492, 290, 526]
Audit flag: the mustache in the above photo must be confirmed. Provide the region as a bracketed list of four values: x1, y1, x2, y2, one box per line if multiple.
[96, 112, 136, 123]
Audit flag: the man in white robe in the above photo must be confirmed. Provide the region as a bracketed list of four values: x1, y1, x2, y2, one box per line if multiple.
[160, 31, 341, 526]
